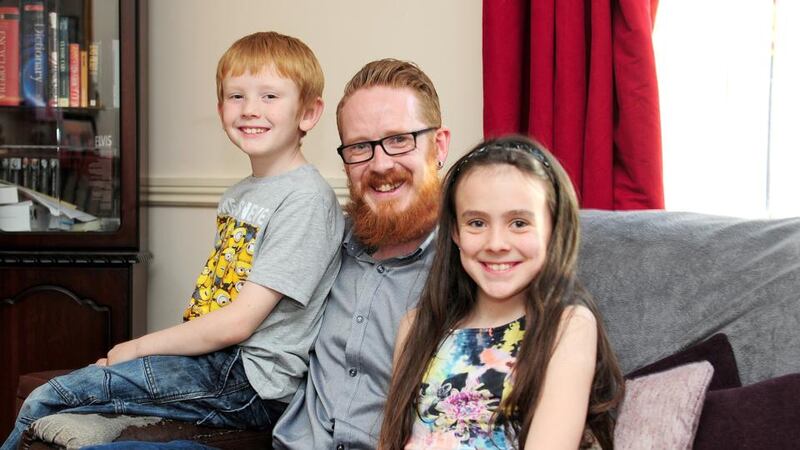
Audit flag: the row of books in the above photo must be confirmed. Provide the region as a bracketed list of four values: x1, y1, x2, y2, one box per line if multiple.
[1, 155, 59, 197]
[0, 151, 113, 217]
[0, 1, 100, 108]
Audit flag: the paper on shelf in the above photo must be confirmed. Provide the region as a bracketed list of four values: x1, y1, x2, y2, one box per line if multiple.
[0, 200, 32, 231]
[17, 186, 97, 222]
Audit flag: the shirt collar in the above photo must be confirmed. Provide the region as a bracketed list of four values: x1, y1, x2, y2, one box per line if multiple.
[343, 223, 438, 263]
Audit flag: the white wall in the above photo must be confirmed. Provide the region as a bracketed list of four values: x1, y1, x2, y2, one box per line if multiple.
[144, 1, 483, 332]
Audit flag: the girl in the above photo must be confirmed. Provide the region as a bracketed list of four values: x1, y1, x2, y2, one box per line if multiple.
[379, 136, 624, 449]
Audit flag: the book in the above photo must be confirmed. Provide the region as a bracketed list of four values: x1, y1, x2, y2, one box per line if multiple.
[112, 39, 119, 108]
[57, 16, 69, 106]
[0, 184, 18, 204]
[7, 157, 21, 185]
[88, 41, 98, 107]
[47, 10, 57, 107]
[68, 42, 79, 107]
[0, 6, 20, 106]
[0, 200, 32, 231]
[20, 0, 47, 107]
[79, 48, 87, 107]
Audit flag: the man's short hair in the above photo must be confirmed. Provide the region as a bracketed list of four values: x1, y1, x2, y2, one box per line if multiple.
[216, 31, 324, 109]
[336, 59, 441, 135]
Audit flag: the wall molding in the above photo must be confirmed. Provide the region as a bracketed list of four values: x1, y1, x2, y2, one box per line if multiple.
[142, 176, 350, 207]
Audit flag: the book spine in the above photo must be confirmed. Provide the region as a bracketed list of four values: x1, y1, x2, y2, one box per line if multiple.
[57, 16, 68, 106]
[47, 10, 57, 107]
[112, 39, 119, 108]
[79, 48, 87, 107]
[68, 42, 79, 107]
[88, 41, 98, 107]
[20, 0, 47, 107]
[0, 7, 20, 106]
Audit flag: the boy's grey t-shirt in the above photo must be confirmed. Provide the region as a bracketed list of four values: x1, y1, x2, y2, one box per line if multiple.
[191, 164, 344, 403]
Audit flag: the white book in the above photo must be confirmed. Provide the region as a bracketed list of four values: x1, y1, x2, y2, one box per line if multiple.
[0, 185, 18, 204]
[0, 200, 32, 232]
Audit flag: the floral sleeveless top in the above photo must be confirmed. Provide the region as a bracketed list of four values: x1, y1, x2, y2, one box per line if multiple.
[405, 318, 525, 449]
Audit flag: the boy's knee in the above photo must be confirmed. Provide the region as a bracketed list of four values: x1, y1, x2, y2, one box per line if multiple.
[19, 382, 61, 421]
[24, 366, 106, 415]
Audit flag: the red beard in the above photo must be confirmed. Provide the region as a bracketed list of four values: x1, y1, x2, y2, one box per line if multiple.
[345, 161, 441, 249]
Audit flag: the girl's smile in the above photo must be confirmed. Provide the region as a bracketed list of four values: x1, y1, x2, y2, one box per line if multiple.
[453, 164, 552, 320]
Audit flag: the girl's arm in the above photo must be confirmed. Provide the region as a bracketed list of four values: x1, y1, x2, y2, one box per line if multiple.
[524, 305, 598, 449]
[97, 281, 281, 365]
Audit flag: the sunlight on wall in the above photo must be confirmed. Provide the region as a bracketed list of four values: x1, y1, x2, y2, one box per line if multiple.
[654, 1, 797, 218]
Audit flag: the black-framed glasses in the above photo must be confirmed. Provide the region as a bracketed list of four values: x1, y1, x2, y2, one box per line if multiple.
[336, 127, 437, 164]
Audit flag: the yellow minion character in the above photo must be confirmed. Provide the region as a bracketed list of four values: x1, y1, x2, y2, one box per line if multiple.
[238, 240, 256, 264]
[227, 226, 247, 250]
[196, 264, 214, 288]
[223, 267, 240, 286]
[215, 248, 236, 280]
[234, 260, 252, 279]
[211, 288, 232, 310]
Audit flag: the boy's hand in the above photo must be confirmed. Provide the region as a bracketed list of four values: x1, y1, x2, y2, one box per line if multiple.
[102, 339, 141, 366]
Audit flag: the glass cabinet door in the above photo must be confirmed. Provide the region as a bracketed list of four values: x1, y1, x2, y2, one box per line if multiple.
[0, 0, 139, 249]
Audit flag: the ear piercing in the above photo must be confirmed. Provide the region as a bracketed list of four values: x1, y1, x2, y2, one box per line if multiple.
[436, 161, 444, 169]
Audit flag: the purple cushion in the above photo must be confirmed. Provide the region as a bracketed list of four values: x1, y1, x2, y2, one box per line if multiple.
[693, 373, 800, 449]
[625, 333, 741, 391]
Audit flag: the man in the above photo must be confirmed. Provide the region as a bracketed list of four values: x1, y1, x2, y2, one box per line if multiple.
[272, 59, 450, 449]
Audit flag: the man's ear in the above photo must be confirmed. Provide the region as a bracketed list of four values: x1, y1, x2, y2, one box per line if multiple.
[299, 97, 325, 133]
[433, 126, 451, 167]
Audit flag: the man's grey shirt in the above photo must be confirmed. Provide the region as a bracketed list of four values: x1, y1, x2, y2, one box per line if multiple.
[272, 225, 436, 450]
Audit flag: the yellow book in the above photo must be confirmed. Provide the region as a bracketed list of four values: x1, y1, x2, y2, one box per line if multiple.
[80, 49, 88, 107]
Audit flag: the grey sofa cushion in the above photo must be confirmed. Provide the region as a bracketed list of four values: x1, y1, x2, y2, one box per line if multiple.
[578, 209, 800, 385]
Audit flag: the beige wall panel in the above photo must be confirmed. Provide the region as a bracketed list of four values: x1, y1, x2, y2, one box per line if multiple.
[145, 1, 483, 330]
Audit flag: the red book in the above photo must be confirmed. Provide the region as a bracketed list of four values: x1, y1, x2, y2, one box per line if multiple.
[68, 42, 79, 107]
[0, 6, 20, 106]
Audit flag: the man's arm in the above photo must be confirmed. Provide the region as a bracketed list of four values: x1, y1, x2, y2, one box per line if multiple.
[98, 281, 280, 365]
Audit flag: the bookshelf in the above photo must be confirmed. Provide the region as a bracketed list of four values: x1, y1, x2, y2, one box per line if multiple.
[0, 0, 146, 437]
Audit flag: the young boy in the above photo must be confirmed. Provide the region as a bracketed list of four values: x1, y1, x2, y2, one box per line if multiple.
[2, 31, 344, 449]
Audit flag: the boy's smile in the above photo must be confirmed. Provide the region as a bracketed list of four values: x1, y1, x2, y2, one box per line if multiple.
[219, 67, 319, 177]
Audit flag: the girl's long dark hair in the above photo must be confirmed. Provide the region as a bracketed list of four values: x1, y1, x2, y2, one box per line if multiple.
[379, 136, 624, 449]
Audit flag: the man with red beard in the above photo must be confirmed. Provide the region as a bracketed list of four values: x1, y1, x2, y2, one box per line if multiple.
[273, 59, 450, 449]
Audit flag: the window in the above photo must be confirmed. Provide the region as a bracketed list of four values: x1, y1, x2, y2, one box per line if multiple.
[655, 1, 798, 218]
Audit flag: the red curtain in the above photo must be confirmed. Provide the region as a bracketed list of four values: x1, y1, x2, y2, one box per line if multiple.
[483, 0, 664, 210]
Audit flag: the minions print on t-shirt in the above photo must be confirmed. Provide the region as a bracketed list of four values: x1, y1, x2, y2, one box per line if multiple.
[182, 214, 258, 321]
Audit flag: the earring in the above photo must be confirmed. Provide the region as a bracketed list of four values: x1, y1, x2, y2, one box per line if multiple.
[436, 161, 444, 170]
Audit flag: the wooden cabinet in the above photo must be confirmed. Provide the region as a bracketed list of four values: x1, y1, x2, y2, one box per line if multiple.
[0, 259, 147, 435]
[0, 0, 146, 437]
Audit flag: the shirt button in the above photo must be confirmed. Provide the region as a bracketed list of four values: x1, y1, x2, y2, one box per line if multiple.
[356, 315, 364, 323]
[376, 264, 385, 273]
[337, 445, 345, 450]
[349, 368, 358, 377]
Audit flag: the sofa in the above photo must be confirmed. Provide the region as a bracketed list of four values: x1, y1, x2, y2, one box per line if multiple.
[15, 209, 800, 448]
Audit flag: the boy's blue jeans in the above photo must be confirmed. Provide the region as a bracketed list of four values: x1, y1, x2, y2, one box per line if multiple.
[1, 347, 284, 450]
